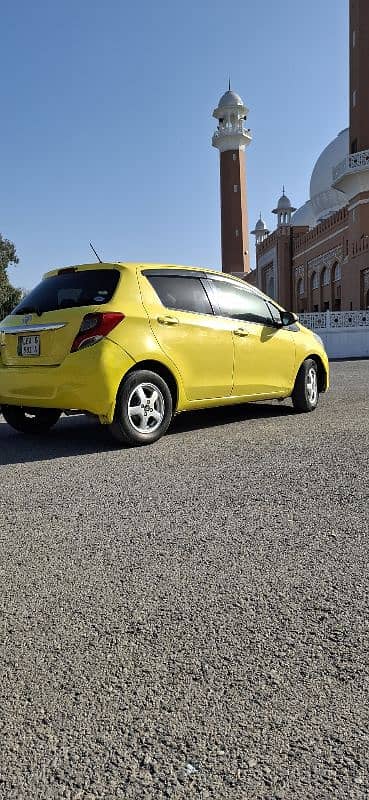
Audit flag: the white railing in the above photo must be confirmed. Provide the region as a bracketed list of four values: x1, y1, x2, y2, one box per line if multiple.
[213, 122, 248, 138]
[333, 149, 369, 182]
[299, 310, 369, 329]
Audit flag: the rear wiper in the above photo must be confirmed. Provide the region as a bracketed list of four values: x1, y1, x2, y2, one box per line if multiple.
[16, 305, 43, 317]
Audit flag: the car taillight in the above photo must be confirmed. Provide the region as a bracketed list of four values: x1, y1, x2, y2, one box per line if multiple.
[71, 312, 125, 352]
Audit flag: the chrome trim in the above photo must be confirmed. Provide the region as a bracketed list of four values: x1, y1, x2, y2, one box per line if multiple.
[0, 322, 67, 335]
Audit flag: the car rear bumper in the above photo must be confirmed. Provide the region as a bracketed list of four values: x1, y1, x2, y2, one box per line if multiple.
[0, 339, 135, 422]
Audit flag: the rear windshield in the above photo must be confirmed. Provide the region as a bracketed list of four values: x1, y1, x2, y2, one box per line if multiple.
[13, 269, 120, 314]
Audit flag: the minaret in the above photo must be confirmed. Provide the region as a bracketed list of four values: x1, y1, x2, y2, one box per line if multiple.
[212, 84, 252, 276]
[333, 0, 369, 202]
[350, 0, 369, 154]
[332, 0, 369, 308]
[272, 188, 296, 227]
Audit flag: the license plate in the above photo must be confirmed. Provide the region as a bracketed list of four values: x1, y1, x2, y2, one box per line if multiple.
[18, 335, 40, 357]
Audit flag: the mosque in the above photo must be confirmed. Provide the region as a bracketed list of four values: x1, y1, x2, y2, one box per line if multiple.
[212, 0, 369, 312]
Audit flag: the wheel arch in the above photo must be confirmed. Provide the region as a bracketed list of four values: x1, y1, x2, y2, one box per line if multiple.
[294, 353, 328, 393]
[124, 360, 179, 411]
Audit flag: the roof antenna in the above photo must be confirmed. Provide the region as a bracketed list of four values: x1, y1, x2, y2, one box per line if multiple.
[89, 242, 102, 263]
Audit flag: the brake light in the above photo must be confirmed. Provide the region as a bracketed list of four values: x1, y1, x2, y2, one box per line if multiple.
[71, 312, 125, 352]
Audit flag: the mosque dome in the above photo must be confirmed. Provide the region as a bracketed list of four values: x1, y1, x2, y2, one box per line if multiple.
[218, 89, 244, 107]
[309, 128, 349, 220]
[291, 200, 316, 229]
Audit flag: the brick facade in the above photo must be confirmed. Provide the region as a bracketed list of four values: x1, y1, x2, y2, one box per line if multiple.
[244, 0, 369, 312]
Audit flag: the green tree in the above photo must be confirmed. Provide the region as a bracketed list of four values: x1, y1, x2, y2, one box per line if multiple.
[0, 233, 22, 319]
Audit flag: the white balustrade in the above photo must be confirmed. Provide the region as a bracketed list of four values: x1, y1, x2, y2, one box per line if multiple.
[299, 310, 369, 329]
[298, 310, 369, 358]
[213, 122, 247, 138]
[332, 149, 369, 182]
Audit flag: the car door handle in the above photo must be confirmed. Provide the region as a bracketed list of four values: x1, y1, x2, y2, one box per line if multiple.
[157, 315, 179, 325]
[233, 328, 249, 337]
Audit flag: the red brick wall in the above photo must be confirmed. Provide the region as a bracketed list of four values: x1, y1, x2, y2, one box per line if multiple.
[350, 0, 369, 152]
[220, 149, 250, 274]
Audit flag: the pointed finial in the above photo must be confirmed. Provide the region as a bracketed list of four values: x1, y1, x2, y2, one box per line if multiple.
[259, 212, 262, 220]
[282, 184, 285, 195]
[228, 77, 231, 91]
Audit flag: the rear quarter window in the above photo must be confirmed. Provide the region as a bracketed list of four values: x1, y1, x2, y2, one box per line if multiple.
[146, 274, 213, 315]
[13, 269, 120, 314]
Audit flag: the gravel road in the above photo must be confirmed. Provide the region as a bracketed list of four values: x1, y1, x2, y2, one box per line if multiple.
[0, 360, 368, 800]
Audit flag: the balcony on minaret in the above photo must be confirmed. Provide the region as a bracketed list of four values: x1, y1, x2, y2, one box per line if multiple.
[212, 118, 252, 149]
[332, 148, 369, 201]
[212, 89, 252, 153]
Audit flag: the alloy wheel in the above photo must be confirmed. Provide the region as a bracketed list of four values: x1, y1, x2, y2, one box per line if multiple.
[127, 382, 165, 433]
[306, 367, 318, 406]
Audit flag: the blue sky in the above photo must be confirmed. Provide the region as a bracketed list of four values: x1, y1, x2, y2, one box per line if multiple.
[1, 0, 348, 290]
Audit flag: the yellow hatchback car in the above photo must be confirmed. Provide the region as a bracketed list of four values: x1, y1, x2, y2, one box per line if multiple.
[0, 262, 329, 445]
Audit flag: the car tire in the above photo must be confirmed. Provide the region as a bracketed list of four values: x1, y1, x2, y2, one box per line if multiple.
[1, 406, 61, 433]
[109, 369, 173, 446]
[292, 358, 319, 413]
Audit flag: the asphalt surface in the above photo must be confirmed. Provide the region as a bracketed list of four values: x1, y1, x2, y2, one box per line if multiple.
[0, 360, 368, 800]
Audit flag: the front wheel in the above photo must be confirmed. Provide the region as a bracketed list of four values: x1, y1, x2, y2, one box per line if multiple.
[292, 358, 319, 413]
[109, 370, 173, 446]
[1, 406, 61, 434]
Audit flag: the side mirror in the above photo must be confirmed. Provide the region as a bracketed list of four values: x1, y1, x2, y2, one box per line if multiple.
[281, 310, 298, 327]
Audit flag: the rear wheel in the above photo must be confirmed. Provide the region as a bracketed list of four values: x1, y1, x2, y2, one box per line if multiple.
[1, 406, 61, 434]
[292, 358, 319, 413]
[109, 369, 173, 446]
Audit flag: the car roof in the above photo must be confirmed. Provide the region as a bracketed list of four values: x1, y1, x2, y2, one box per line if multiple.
[44, 261, 279, 306]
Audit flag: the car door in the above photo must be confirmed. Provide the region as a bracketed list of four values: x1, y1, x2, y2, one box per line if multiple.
[208, 277, 296, 397]
[138, 269, 234, 401]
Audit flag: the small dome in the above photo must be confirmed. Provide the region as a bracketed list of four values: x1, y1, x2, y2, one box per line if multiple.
[251, 215, 269, 237]
[272, 188, 296, 215]
[277, 192, 292, 210]
[255, 216, 267, 230]
[218, 89, 244, 108]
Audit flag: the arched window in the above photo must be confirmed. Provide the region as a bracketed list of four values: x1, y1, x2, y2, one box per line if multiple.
[311, 272, 318, 290]
[266, 275, 275, 299]
[333, 262, 341, 281]
[321, 267, 330, 286]
[297, 278, 304, 296]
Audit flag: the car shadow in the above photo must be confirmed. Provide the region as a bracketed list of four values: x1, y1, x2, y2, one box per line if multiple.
[168, 400, 294, 436]
[0, 401, 295, 467]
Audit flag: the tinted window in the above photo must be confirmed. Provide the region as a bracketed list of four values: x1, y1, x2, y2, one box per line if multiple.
[147, 275, 213, 315]
[211, 280, 273, 325]
[13, 269, 120, 314]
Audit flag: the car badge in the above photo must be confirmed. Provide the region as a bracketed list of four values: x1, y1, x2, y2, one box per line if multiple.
[22, 314, 33, 324]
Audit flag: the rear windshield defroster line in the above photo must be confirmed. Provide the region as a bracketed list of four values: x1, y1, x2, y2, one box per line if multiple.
[13, 269, 120, 315]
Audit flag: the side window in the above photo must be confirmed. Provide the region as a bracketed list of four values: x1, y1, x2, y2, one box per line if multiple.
[146, 275, 213, 315]
[268, 303, 282, 326]
[211, 280, 273, 326]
